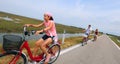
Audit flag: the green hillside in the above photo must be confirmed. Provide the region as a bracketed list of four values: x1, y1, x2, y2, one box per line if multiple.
[0, 11, 84, 33]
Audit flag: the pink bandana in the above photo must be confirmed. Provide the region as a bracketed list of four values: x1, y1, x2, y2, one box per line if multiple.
[44, 12, 52, 17]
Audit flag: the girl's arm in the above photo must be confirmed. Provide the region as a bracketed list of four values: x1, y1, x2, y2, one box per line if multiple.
[26, 22, 44, 28]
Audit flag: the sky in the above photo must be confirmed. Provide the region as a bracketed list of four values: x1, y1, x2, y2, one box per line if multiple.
[0, 0, 120, 36]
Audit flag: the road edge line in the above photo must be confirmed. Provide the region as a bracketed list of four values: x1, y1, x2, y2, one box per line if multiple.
[107, 35, 120, 50]
[60, 44, 81, 55]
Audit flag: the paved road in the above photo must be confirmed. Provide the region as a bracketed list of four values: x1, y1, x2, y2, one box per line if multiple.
[54, 35, 120, 64]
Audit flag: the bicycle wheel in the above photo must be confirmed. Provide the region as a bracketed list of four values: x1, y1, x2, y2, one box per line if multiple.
[48, 44, 61, 64]
[0, 51, 27, 64]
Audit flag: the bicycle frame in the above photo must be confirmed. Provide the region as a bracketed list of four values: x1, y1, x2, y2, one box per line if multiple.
[9, 40, 44, 64]
[22, 26, 44, 61]
[23, 41, 44, 60]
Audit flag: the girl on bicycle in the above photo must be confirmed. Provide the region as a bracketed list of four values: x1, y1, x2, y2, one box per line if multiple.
[93, 29, 99, 41]
[25, 12, 58, 64]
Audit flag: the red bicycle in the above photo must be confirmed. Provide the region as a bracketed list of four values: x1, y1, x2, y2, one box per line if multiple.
[0, 26, 61, 64]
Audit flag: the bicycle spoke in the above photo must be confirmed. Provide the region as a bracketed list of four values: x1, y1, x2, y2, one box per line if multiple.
[48, 44, 60, 63]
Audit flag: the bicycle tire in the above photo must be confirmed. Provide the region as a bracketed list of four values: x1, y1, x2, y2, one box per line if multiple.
[0, 50, 27, 64]
[48, 44, 61, 64]
[40, 44, 61, 64]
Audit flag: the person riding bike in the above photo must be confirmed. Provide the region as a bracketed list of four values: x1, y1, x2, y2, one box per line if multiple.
[82, 25, 92, 46]
[93, 29, 99, 41]
[25, 12, 58, 64]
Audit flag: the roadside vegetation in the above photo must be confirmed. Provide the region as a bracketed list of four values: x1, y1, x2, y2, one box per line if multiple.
[107, 34, 120, 47]
[0, 11, 84, 33]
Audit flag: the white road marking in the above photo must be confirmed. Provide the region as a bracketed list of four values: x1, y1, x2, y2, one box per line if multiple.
[107, 35, 120, 50]
[60, 44, 81, 55]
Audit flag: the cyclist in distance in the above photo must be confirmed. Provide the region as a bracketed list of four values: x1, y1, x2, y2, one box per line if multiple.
[93, 29, 99, 41]
[82, 25, 92, 45]
[25, 12, 58, 64]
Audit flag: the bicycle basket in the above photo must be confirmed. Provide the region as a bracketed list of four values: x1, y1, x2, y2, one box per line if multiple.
[3, 35, 24, 51]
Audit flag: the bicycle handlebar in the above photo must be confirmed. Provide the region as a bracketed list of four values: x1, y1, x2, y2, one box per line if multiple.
[23, 26, 43, 36]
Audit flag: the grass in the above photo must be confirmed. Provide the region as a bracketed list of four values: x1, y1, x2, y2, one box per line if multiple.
[108, 35, 120, 47]
[0, 44, 2, 53]
[0, 11, 84, 33]
[60, 36, 83, 49]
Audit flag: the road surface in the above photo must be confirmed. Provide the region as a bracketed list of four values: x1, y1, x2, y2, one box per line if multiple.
[54, 35, 120, 64]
